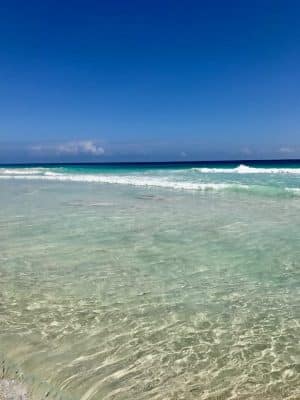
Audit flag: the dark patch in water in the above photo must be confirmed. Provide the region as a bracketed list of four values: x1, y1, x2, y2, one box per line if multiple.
[136, 194, 165, 201]
[65, 201, 114, 207]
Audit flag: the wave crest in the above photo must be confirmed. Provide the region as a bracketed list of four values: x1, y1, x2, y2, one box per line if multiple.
[0, 171, 248, 192]
[191, 164, 300, 174]
[0, 168, 46, 175]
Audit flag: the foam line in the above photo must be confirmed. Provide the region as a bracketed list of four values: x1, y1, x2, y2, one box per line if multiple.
[191, 164, 300, 174]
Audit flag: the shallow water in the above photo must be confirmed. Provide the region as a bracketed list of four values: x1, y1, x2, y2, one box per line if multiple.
[0, 164, 299, 399]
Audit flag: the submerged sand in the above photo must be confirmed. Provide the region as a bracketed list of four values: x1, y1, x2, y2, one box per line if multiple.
[0, 380, 28, 400]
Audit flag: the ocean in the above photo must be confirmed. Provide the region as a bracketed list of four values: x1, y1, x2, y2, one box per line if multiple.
[0, 161, 299, 399]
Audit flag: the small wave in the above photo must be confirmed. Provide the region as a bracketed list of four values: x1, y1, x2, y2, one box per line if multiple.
[0, 168, 46, 175]
[0, 172, 249, 192]
[285, 187, 300, 194]
[191, 164, 300, 174]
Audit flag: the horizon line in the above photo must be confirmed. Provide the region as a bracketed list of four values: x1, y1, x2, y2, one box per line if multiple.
[1, 157, 300, 167]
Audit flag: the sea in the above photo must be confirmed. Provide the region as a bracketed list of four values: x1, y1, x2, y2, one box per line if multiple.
[0, 160, 299, 400]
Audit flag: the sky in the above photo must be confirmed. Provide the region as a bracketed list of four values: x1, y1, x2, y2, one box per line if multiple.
[0, 0, 299, 163]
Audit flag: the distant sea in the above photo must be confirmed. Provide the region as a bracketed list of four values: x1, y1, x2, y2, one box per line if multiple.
[0, 160, 299, 399]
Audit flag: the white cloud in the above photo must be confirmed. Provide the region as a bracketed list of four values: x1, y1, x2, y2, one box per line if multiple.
[240, 147, 252, 156]
[279, 146, 294, 154]
[30, 141, 104, 156]
[180, 151, 187, 158]
[30, 145, 44, 152]
[56, 141, 104, 155]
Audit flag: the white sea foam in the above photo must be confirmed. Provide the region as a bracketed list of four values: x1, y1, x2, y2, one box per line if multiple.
[0, 171, 249, 191]
[191, 164, 300, 174]
[285, 187, 300, 194]
[0, 168, 46, 175]
[1, 167, 299, 194]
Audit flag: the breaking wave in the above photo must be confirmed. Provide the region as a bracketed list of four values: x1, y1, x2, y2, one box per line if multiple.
[285, 187, 300, 194]
[0, 168, 46, 175]
[0, 170, 249, 191]
[191, 164, 300, 174]
[1, 167, 299, 196]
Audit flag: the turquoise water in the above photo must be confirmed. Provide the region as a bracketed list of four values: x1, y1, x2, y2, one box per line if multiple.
[0, 162, 299, 399]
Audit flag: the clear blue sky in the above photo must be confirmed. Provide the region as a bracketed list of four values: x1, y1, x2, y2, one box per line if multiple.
[0, 0, 299, 162]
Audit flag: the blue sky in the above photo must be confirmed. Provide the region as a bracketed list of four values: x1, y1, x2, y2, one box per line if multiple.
[0, 0, 299, 162]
